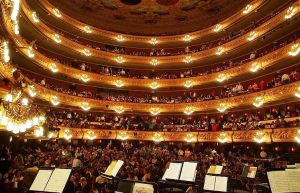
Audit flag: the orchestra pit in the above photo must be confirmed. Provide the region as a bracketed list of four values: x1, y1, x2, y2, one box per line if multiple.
[1, 0, 300, 193]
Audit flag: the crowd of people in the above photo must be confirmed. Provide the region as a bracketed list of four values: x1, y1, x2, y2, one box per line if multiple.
[38, 28, 300, 80]
[26, 68, 299, 104]
[42, 0, 292, 57]
[0, 141, 293, 193]
[45, 105, 300, 131]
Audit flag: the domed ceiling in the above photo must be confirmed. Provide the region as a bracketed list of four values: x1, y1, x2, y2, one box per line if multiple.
[48, 0, 251, 35]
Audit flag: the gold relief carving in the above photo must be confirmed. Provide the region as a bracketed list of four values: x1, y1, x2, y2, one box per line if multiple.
[272, 128, 299, 142]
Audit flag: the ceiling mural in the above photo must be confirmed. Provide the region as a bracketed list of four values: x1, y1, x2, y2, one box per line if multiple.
[48, 0, 251, 35]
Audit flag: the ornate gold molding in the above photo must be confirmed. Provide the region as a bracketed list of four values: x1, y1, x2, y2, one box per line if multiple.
[37, 0, 264, 46]
[54, 127, 300, 143]
[20, 0, 299, 67]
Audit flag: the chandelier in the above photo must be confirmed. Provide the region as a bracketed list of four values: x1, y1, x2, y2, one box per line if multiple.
[0, 84, 45, 134]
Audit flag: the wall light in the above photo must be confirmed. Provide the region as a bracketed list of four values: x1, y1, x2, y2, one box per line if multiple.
[153, 133, 164, 142]
[86, 130, 96, 140]
[53, 34, 62, 43]
[249, 62, 261, 72]
[80, 74, 90, 82]
[50, 96, 60, 106]
[53, 8, 62, 18]
[149, 38, 158, 45]
[183, 55, 192, 63]
[185, 133, 196, 143]
[21, 98, 29, 106]
[254, 131, 266, 143]
[116, 34, 125, 42]
[213, 24, 223, 32]
[118, 131, 128, 141]
[216, 47, 225, 55]
[49, 63, 58, 73]
[182, 34, 192, 42]
[64, 129, 72, 140]
[115, 55, 125, 63]
[288, 43, 300, 56]
[32, 12, 39, 23]
[2, 41, 10, 63]
[253, 96, 264, 107]
[285, 6, 297, 19]
[295, 87, 300, 98]
[27, 46, 35, 58]
[217, 132, 229, 143]
[184, 80, 193, 88]
[217, 103, 229, 112]
[150, 107, 160, 115]
[216, 73, 227, 82]
[81, 102, 90, 111]
[247, 31, 257, 41]
[28, 85, 37, 97]
[114, 106, 125, 114]
[11, 0, 20, 21]
[243, 4, 253, 14]
[150, 82, 160, 89]
[13, 21, 19, 35]
[150, 58, 159, 66]
[114, 80, 124, 87]
[82, 48, 91, 56]
[83, 26, 92, 33]
[295, 130, 300, 143]
[184, 106, 194, 115]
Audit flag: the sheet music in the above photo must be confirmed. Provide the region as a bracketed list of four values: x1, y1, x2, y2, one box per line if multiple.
[29, 169, 53, 191]
[267, 171, 289, 193]
[132, 183, 154, 193]
[286, 170, 300, 192]
[215, 166, 223, 174]
[162, 162, 182, 180]
[208, 165, 223, 174]
[214, 176, 228, 192]
[203, 175, 216, 191]
[105, 160, 124, 177]
[44, 168, 72, 193]
[247, 167, 257, 178]
[179, 162, 197, 182]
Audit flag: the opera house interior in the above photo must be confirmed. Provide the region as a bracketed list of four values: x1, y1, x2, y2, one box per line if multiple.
[0, 0, 300, 192]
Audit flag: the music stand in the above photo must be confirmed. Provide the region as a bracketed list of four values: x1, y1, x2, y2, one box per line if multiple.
[203, 174, 231, 193]
[116, 179, 158, 193]
[99, 160, 124, 192]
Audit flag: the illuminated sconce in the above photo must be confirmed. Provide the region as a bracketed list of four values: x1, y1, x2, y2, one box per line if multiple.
[115, 55, 125, 63]
[217, 132, 230, 143]
[253, 96, 264, 107]
[5, 94, 13, 102]
[81, 102, 90, 111]
[63, 129, 72, 140]
[150, 82, 160, 89]
[285, 6, 297, 19]
[217, 103, 229, 112]
[83, 26, 92, 33]
[114, 106, 125, 114]
[216, 73, 227, 82]
[254, 131, 266, 143]
[49, 63, 58, 73]
[249, 62, 261, 72]
[216, 47, 225, 55]
[184, 106, 194, 115]
[86, 130, 96, 140]
[11, 0, 20, 21]
[53, 34, 62, 43]
[295, 87, 300, 98]
[82, 48, 91, 56]
[149, 38, 158, 45]
[34, 127, 44, 137]
[13, 21, 19, 35]
[150, 107, 160, 115]
[247, 31, 257, 41]
[50, 96, 60, 106]
[116, 34, 125, 42]
[213, 24, 223, 32]
[184, 80, 193, 88]
[118, 131, 128, 141]
[28, 85, 37, 97]
[295, 129, 300, 143]
[27, 46, 35, 58]
[182, 34, 192, 42]
[32, 12, 39, 23]
[53, 8, 62, 18]
[153, 133, 164, 142]
[243, 4, 253, 14]
[150, 58, 159, 66]
[2, 41, 10, 63]
[288, 43, 300, 56]
[114, 80, 125, 87]
[183, 55, 193, 63]
[80, 74, 90, 82]
[21, 98, 29, 106]
[48, 131, 58, 139]
[184, 133, 196, 143]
